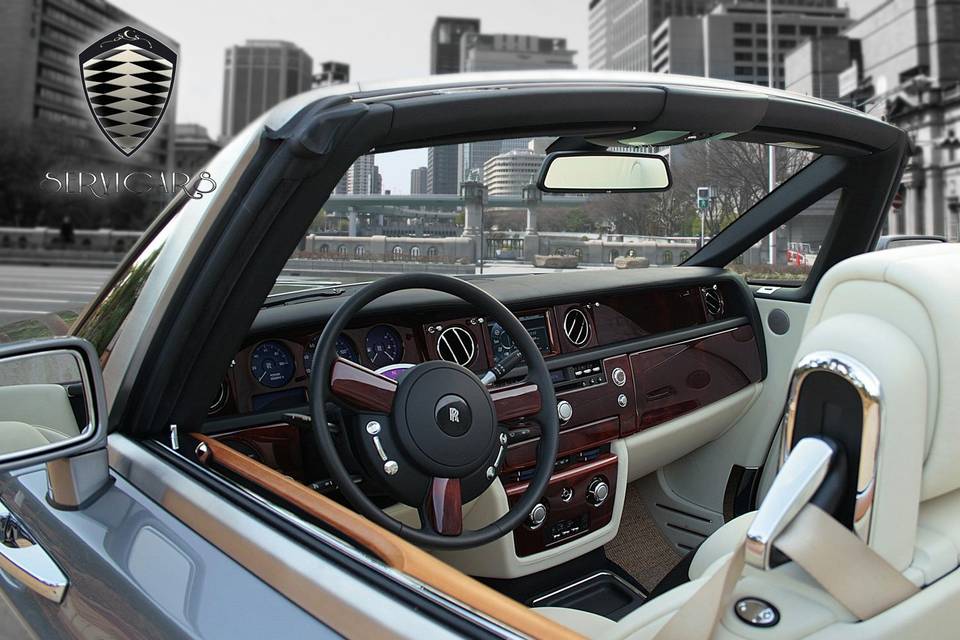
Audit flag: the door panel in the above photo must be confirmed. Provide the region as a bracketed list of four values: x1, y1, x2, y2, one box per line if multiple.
[0, 465, 336, 640]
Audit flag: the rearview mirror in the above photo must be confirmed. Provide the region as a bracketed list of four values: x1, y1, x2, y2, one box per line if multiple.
[537, 151, 672, 193]
[0, 337, 106, 473]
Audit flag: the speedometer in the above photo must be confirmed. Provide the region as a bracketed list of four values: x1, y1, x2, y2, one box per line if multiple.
[250, 341, 295, 388]
[364, 325, 403, 366]
[304, 334, 359, 374]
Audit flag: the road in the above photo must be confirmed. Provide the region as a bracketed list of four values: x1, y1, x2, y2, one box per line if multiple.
[0, 265, 111, 326]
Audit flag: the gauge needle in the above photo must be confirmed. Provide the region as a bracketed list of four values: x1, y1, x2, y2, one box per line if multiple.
[258, 371, 267, 381]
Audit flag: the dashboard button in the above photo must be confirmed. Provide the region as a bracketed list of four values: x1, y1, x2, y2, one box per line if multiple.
[557, 400, 573, 422]
[587, 477, 609, 506]
[612, 367, 627, 387]
[617, 394, 628, 408]
[527, 503, 548, 529]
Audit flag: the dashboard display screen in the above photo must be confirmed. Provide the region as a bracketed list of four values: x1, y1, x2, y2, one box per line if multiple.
[488, 313, 551, 364]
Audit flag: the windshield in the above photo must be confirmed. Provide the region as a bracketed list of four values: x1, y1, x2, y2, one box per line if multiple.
[274, 137, 815, 297]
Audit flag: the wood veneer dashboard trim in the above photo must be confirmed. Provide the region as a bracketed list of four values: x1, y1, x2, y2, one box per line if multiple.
[191, 433, 584, 640]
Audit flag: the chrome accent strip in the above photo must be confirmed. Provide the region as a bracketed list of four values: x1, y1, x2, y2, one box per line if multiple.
[108, 435, 524, 639]
[0, 500, 69, 603]
[780, 350, 882, 544]
[746, 437, 833, 570]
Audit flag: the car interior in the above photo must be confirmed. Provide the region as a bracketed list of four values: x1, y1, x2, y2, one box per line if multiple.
[76, 79, 960, 638]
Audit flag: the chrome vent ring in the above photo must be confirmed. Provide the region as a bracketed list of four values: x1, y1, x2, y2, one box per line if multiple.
[437, 326, 476, 366]
[703, 286, 725, 317]
[563, 308, 591, 346]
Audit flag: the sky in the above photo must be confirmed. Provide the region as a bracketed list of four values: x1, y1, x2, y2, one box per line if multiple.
[117, 0, 589, 193]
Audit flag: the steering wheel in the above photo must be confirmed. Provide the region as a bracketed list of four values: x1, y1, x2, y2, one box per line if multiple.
[309, 273, 559, 549]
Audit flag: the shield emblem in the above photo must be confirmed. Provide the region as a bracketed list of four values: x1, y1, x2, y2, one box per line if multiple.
[79, 27, 177, 157]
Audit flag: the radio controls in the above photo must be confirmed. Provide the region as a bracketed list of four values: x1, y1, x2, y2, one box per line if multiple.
[557, 400, 573, 422]
[587, 477, 610, 506]
[612, 367, 627, 387]
[527, 502, 548, 529]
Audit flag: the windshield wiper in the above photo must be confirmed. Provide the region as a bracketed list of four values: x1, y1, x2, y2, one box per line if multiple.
[262, 286, 346, 308]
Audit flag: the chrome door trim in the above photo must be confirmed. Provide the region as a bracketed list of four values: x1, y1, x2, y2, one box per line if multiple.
[108, 434, 524, 640]
[780, 350, 882, 544]
[0, 500, 68, 603]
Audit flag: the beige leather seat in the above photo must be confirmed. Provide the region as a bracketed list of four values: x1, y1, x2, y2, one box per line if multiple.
[537, 243, 960, 638]
[0, 383, 81, 454]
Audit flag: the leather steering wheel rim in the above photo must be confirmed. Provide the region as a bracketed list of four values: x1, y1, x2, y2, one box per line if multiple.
[309, 273, 559, 549]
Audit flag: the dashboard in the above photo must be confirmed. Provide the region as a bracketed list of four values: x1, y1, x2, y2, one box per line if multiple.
[203, 268, 765, 557]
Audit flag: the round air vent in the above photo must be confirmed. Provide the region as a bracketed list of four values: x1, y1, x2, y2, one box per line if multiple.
[563, 308, 591, 346]
[437, 326, 476, 366]
[703, 286, 725, 317]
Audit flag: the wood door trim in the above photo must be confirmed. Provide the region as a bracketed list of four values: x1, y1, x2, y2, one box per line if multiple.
[192, 434, 583, 640]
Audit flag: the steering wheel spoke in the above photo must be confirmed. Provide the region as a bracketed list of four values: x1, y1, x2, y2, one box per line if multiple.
[329, 357, 396, 412]
[490, 382, 542, 422]
[421, 477, 463, 536]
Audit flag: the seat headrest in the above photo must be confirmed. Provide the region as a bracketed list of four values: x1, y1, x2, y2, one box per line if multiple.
[805, 243, 960, 502]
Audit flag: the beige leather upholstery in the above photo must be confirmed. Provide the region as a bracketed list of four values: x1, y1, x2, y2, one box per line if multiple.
[540, 244, 960, 638]
[536, 606, 617, 636]
[0, 383, 81, 454]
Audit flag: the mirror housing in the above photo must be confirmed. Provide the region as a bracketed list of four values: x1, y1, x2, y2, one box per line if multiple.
[537, 151, 672, 193]
[0, 337, 108, 506]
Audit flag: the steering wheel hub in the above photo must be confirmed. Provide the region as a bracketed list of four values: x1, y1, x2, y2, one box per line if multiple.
[394, 361, 495, 477]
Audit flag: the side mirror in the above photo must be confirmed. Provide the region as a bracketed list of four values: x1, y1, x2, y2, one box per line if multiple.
[537, 151, 672, 193]
[0, 337, 108, 505]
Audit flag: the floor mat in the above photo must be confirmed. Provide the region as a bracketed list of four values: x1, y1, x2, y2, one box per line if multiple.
[604, 482, 682, 590]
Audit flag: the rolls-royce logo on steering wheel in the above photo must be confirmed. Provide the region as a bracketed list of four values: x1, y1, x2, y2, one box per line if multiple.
[435, 395, 472, 437]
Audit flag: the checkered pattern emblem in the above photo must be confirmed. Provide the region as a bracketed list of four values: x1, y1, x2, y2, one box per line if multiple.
[79, 27, 177, 157]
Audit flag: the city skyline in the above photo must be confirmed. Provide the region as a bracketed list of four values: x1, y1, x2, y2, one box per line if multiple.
[116, 0, 588, 195]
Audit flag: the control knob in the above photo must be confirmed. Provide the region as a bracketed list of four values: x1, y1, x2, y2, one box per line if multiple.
[557, 400, 573, 423]
[587, 477, 610, 507]
[612, 367, 627, 387]
[527, 502, 548, 529]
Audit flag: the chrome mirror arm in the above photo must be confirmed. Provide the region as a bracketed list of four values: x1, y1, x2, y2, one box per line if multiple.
[745, 437, 835, 570]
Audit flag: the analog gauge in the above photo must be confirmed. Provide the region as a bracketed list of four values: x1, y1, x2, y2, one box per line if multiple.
[303, 334, 359, 374]
[364, 325, 404, 367]
[250, 341, 295, 388]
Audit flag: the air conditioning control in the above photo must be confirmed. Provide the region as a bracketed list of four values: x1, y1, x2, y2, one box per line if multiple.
[527, 502, 548, 529]
[587, 477, 610, 507]
[557, 400, 573, 423]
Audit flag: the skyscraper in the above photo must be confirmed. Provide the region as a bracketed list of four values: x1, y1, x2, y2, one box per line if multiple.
[221, 40, 313, 139]
[428, 17, 480, 194]
[347, 154, 381, 195]
[588, 0, 715, 71]
[410, 167, 429, 194]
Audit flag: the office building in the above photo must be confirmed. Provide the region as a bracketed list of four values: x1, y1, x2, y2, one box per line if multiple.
[346, 154, 381, 195]
[315, 61, 350, 87]
[174, 124, 222, 176]
[809, 0, 960, 241]
[651, 0, 849, 88]
[784, 36, 859, 101]
[428, 17, 481, 193]
[431, 17, 481, 74]
[483, 147, 546, 198]
[460, 34, 576, 72]
[588, 0, 715, 71]
[221, 40, 313, 139]
[0, 0, 178, 172]
[410, 167, 429, 194]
